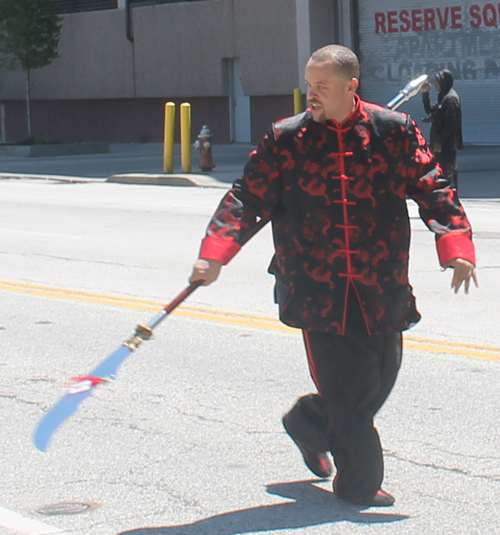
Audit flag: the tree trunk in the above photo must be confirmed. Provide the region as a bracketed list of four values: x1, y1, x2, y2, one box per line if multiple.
[25, 68, 32, 140]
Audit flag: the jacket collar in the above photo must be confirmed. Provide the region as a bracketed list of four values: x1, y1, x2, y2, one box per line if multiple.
[322, 94, 363, 130]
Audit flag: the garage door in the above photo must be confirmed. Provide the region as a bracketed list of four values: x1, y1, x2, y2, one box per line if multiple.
[356, 0, 500, 144]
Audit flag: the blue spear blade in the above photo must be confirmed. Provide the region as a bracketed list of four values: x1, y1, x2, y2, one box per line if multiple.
[33, 344, 133, 452]
[33, 282, 205, 453]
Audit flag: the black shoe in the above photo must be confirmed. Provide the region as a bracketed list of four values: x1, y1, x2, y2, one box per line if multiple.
[282, 417, 333, 478]
[339, 488, 395, 507]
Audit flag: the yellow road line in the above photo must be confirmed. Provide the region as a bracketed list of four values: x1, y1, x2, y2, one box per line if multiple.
[0, 279, 499, 362]
[404, 335, 500, 353]
[403, 341, 500, 362]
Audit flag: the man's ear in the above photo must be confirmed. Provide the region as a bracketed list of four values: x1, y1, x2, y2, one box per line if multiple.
[348, 77, 359, 94]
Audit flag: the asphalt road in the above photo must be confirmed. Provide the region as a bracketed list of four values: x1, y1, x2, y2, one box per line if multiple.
[0, 180, 499, 535]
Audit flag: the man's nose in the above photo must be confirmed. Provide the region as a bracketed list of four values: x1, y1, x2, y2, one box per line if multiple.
[307, 88, 317, 100]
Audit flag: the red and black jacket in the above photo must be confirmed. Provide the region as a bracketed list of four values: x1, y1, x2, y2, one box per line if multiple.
[199, 97, 475, 334]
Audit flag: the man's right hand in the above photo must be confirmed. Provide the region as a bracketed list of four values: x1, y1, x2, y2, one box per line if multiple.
[421, 81, 430, 93]
[189, 259, 223, 286]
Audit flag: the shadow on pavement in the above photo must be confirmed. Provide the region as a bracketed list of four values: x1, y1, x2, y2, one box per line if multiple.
[117, 480, 409, 535]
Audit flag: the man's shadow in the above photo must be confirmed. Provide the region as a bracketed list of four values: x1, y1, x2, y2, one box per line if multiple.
[118, 479, 409, 535]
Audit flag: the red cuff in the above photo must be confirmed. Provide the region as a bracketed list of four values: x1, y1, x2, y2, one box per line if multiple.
[199, 236, 241, 265]
[437, 231, 476, 266]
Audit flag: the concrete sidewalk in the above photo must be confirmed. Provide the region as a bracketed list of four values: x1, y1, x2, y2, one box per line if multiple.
[0, 143, 250, 187]
[0, 142, 499, 198]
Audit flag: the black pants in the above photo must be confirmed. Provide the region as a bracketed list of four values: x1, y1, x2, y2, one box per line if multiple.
[285, 295, 402, 501]
[436, 149, 458, 191]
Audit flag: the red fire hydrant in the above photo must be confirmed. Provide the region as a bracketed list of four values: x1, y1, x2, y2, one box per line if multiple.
[194, 125, 216, 172]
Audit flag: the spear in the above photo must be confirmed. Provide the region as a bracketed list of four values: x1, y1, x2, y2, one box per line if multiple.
[386, 74, 429, 110]
[33, 281, 203, 452]
[33, 217, 268, 452]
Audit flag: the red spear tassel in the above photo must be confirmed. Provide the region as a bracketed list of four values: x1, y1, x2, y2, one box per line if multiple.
[67, 376, 112, 395]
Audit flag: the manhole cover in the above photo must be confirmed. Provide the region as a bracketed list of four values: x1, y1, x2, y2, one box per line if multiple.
[36, 502, 99, 516]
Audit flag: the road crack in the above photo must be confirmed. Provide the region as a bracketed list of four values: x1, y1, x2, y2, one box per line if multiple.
[385, 449, 500, 482]
[0, 392, 43, 407]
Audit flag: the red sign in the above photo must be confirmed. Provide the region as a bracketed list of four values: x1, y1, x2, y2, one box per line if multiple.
[375, 4, 500, 33]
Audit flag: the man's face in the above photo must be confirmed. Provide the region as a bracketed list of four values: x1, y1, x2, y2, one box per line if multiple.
[305, 59, 358, 123]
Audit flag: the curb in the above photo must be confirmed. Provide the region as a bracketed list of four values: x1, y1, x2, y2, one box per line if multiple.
[0, 172, 231, 188]
[0, 172, 105, 184]
[107, 173, 231, 188]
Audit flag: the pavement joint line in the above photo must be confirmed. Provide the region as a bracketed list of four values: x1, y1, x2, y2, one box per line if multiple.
[0, 279, 499, 362]
[0, 506, 68, 535]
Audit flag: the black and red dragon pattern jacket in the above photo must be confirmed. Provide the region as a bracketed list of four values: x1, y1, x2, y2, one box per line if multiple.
[198, 96, 476, 334]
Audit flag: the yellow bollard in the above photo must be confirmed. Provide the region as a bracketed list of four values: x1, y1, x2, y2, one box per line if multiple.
[293, 88, 302, 115]
[180, 102, 192, 173]
[163, 102, 175, 173]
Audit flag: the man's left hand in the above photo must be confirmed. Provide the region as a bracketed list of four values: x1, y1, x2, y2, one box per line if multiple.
[434, 142, 442, 153]
[442, 258, 478, 294]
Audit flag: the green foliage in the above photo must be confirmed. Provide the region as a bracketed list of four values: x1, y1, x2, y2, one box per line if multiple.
[0, 0, 62, 71]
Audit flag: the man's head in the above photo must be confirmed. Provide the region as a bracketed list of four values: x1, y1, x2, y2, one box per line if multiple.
[305, 45, 359, 123]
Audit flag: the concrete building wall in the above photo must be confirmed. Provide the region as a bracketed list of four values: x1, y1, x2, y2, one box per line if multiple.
[3, 97, 230, 144]
[0, 0, 299, 101]
[134, 0, 299, 97]
[0, 0, 349, 144]
[309, 0, 337, 53]
[0, 9, 136, 100]
[231, 0, 298, 96]
[133, 1, 233, 98]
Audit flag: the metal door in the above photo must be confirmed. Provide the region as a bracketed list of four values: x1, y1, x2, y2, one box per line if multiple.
[228, 58, 251, 143]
